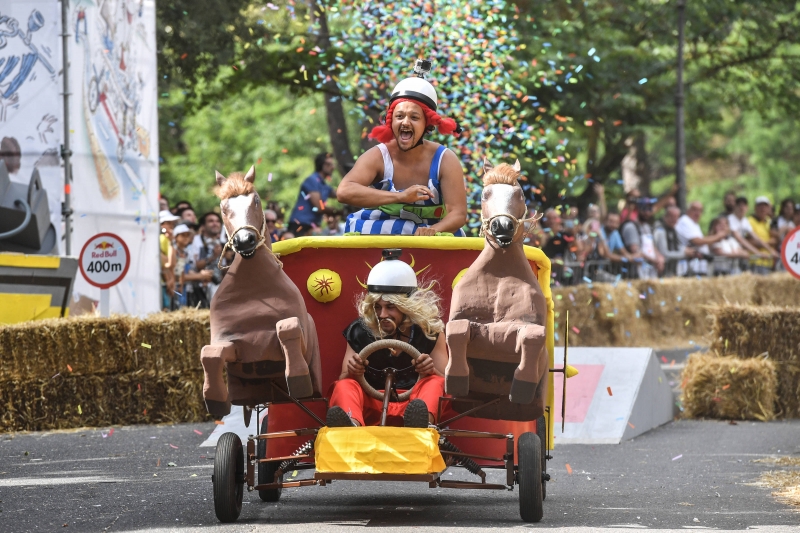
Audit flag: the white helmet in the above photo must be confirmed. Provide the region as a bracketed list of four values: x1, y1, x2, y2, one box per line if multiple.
[367, 249, 417, 294]
[390, 76, 438, 111]
[389, 59, 439, 111]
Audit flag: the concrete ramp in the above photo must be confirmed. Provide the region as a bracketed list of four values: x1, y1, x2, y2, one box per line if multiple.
[553, 347, 673, 444]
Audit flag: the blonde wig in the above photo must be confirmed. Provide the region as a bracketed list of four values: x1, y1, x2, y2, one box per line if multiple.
[357, 285, 444, 340]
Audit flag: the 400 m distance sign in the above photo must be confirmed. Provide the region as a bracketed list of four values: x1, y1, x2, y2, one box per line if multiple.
[782, 226, 800, 281]
[79, 233, 131, 289]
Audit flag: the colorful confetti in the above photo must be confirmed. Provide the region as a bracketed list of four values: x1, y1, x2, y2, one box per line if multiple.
[323, 0, 578, 232]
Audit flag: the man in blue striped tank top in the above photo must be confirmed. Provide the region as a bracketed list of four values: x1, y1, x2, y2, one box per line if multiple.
[338, 62, 468, 236]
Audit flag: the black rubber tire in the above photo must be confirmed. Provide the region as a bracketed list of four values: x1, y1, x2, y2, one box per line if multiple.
[518, 432, 544, 522]
[213, 432, 244, 523]
[257, 414, 282, 502]
[536, 415, 547, 501]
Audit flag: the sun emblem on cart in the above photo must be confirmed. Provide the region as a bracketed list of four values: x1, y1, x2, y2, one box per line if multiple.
[306, 269, 342, 303]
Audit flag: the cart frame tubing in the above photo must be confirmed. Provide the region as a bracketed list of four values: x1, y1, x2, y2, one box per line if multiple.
[244, 399, 520, 493]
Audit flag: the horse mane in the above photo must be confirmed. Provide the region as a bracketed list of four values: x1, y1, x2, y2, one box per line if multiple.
[216, 172, 255, 200]
[483, 163, 520, 187]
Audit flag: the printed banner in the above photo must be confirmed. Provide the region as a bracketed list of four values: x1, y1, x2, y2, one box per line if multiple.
[68, 0, 159, 315]
[0, 0, 64, 250]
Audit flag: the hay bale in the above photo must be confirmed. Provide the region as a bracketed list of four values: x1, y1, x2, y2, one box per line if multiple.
[709, 304, 800, 417]
[552, 273, 796, 349]
[129, 308, 209, 374]
[0, 314, 135, 380]
[0, 309, 209, 381]
[0, 369, 210, 432]
[680, 352, 777, 421]
[0, 309, 214, 432]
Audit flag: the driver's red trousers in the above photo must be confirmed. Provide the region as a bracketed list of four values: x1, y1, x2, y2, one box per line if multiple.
[328, 375, 445, 427]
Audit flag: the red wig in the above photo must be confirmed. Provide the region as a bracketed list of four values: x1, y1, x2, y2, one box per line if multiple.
[368, 98, 460, 144]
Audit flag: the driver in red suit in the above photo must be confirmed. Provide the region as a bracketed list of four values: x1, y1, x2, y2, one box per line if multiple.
[326, 249, 448, 428]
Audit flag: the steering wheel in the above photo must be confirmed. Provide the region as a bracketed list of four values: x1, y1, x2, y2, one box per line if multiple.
[356, 339, 421, 402]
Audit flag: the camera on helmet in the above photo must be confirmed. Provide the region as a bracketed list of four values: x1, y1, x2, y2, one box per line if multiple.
[414, 58, 432, 78]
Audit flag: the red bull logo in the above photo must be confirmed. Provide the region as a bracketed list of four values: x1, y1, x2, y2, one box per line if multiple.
[91, 240, 119, 259]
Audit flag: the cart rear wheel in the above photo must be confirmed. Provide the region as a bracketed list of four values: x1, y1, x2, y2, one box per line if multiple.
[213, 432, 244, 523]
[257, 414, 283, 502]
[518, 432, 544, 522]
[536, 415, 547, 500]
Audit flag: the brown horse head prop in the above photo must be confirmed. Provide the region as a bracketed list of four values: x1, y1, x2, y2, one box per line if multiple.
[200, 166, 321, 419]
[445, 158, 548, 418]
[480, 159, 540, 248]
[215, 166, 270, 260]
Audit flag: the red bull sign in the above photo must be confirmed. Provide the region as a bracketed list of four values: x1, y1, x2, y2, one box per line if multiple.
[79, 233, 130, 289]
[781, 226, 800, 281]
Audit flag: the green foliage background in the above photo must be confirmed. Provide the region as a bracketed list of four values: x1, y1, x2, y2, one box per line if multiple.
[155, 0, 800, 222]
[159, 85, 359, 215]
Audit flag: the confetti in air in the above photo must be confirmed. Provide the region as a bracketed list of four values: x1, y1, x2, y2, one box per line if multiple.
[327, 0, 578, 234]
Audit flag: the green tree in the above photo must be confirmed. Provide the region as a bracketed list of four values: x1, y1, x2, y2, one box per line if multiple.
[159, 85, 348, 215]
[516, 0, 800, 209]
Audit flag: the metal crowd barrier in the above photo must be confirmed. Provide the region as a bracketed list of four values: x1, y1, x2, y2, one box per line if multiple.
[549, 255, 780, 286]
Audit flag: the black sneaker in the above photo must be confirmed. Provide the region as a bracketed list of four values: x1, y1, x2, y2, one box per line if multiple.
[403, 399, 430, 428]
[326, 406, 356, 427]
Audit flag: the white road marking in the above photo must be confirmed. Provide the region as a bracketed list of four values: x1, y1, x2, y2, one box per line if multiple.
[0, 476, 126, 487]
[21, 457, 125, 466]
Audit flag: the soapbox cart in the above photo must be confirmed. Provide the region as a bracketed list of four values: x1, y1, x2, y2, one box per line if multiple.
[210, 236, 571, 523]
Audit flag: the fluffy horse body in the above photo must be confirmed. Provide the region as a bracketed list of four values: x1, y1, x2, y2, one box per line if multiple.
[445, 160, 548, 419]
[200, 167, 321, 418]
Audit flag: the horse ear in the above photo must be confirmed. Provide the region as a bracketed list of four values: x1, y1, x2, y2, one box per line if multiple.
[244, 165, 256, 183]
[215, 170, 226, 186]
[482, 157, 494, 175]
[513, 159, 521, 172]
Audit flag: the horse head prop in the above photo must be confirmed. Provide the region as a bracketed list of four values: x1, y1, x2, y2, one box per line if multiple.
[445, 158, 548, 415]
[215, 166, 274, 264]
[200, 166, 321, 420]
[479, 159, 541, 248]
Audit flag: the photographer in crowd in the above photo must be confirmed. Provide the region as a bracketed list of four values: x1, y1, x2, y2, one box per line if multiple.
[190, 212, 228, 304]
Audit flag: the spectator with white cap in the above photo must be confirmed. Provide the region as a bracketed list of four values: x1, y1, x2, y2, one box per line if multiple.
[748, 196, 780, 273]
[173, 224, 213, 308]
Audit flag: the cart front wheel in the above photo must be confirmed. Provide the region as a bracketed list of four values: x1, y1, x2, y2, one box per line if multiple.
[257, 414, 283, 502]
[536, 415, 547, 500]
[518, 432, 544, 522]
[213, 432, 244, 523]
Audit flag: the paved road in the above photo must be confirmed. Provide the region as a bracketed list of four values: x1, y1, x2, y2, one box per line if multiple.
[1, 419, 798, 532]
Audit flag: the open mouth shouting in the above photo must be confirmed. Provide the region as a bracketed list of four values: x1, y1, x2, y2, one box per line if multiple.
[397, 126, 415, 144]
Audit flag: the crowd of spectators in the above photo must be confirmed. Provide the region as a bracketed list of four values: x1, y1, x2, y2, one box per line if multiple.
[158, 199, 345, 310]
[532, 185, 798, 286]
[158, 153, 344, 310]
[158, 150, 798, 308]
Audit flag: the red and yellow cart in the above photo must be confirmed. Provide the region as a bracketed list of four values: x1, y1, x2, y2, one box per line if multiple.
[212, 235, 566, 523]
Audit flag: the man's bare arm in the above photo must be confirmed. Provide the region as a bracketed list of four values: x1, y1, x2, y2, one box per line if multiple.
[732, 231, 760, 255]
[747, 232, 779, 257]
[689, 233, 725, 247]
[429, 149, 467, 234]
[337, 147, 432, 207]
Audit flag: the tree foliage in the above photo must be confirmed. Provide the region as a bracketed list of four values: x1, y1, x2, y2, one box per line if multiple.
[155, 0, 800, 222]
[518, 0, 800, 207]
